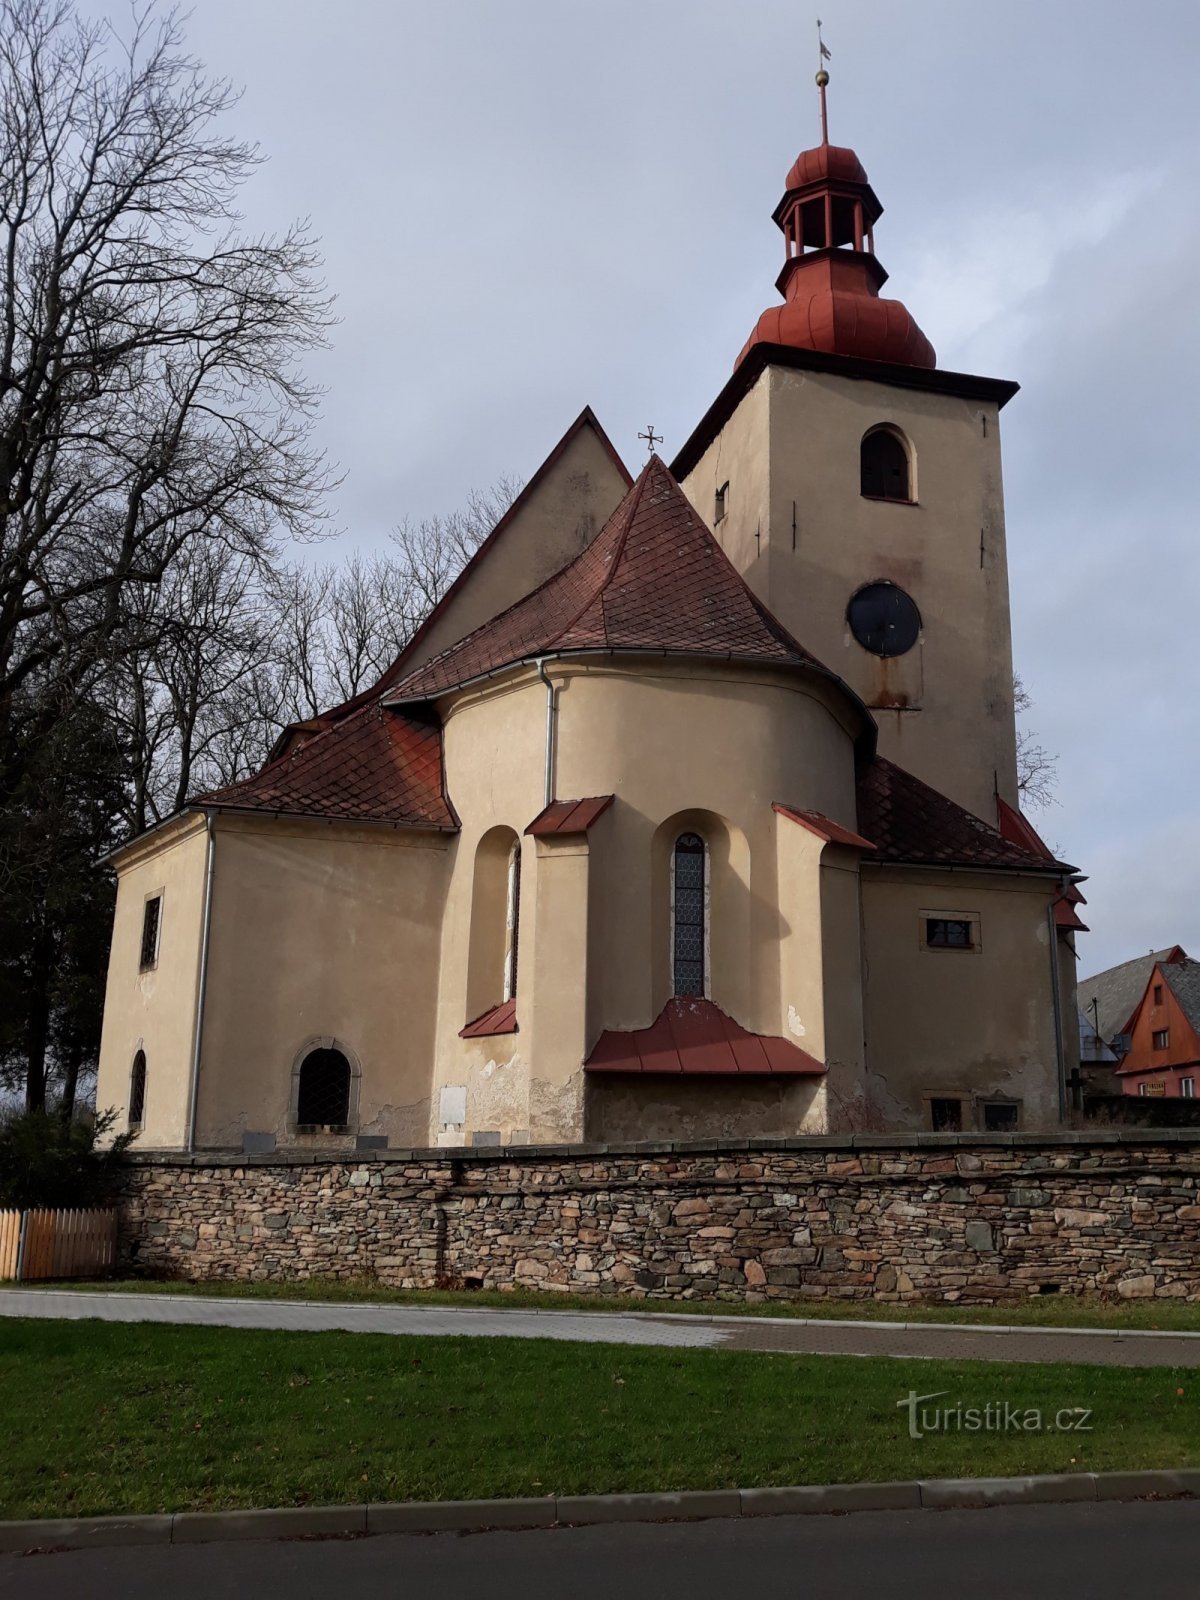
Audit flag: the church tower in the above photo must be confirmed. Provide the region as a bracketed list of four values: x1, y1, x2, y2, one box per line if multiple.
[674, 70, 1020, 824]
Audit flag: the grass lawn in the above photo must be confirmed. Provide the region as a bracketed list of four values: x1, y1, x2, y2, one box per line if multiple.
[1, 1317, 1197, 1520]
[26, 1274, 1200, 1334]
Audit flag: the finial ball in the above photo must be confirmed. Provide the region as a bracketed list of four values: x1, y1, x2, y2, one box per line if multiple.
[815, 69, 829, 87]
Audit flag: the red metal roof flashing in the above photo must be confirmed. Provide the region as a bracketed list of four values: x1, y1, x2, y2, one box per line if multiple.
[526, 795, 614, 837]
[460, 999, 518, 1039]
[585, 998, 826, 1076]
[774, 802, 875, 852]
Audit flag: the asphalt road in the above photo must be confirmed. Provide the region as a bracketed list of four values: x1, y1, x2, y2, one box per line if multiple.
[5, 1500, 1200, 1599]
[5, 1287, 1200, 1366]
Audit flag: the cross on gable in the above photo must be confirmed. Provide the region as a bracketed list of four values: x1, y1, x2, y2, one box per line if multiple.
[637, 424, 662, 456]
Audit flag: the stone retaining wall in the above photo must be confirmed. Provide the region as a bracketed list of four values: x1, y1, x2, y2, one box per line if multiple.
[119, 1132, 1200, 1305]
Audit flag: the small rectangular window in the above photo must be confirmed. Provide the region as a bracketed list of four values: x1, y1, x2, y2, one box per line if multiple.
[930, 1097, 963, 1132]
[1153, 1029, 1169, 1050]
[926, 917, 974, 950]
[714, 481, 729, 524]
[983, 1101, 1019, 1132]
[1182, 1078, 1195, 1099]
[139, 896, 162, 970]
[1154, 984, 1164, 1006]
[1138, 1083, 1148, 1097]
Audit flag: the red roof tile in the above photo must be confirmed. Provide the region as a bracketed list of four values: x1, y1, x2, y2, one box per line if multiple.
[526, 796, 614, 837]
[856, 756, 1071, 873]
[390, 456, 825, 701]
[773, 802, 875, 852]
[460, 999, 518, 1038]
[197, 702, 457, 829]
[585, 998, 826, 1076]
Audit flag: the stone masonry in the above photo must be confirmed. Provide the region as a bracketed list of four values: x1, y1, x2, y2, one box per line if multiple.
[118, 1132, 1200, 1305]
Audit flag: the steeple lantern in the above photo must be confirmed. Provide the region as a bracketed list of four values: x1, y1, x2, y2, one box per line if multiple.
[736, 70, 935, 372]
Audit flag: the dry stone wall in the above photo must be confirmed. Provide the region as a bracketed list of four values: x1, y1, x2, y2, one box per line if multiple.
[119, 1132, 1200, 1305]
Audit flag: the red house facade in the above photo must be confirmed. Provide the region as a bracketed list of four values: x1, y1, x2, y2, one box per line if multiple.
[1111, 951, 1200, 1098]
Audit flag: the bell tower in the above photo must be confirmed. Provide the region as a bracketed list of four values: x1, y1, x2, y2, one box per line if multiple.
[674, 70, 1020, 825]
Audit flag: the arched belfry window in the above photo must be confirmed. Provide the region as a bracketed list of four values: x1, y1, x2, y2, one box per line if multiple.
[860, 426, 912, 502]
[128, 1050, 147, 1130]
[503, 840, 521, 1002]
[672, 833, 707, 997]
[296, 1047, 352, 1129]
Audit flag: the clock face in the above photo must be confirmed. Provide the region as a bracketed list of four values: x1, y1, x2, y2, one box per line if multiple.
[846, 581, 922, 657]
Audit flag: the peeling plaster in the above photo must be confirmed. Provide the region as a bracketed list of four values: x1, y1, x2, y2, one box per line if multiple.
[787, 1005, 807, 1038]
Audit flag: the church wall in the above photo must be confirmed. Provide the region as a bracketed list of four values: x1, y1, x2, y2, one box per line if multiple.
[679, 364, 1019, 823]
[431, 660, 862, 1147]
[193, 816, 449, 1150]
[859, 865, 1061, 1130]
[96, 813, 210, 1149]
[399, 421, 630, 676]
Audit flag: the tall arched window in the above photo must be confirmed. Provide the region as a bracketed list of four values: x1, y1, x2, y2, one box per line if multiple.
[128, 1050, 147, 1130]
[296, 1047, 352, 1129]
[860, 426, 912, 502]
[503, 840, 521, 1002]
[672, 833, 707, 997]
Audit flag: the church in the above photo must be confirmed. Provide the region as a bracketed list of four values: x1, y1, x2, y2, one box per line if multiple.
[96, 77, 1086, 1153]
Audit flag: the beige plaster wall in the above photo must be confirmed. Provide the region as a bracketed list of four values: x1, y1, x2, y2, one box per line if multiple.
[96, 814, 210, 1149]
[584, 1077, 823, 1144]
[194, 816, 450, 1149]
[431, 659, 862, 1145]
[680, 364, 1019, 822]
[859, 865, 1060, 1129]
[401, 419, 630, 674]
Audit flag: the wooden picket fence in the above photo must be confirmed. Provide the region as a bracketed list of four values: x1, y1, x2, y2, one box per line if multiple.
[0, 1208, 117, 1282]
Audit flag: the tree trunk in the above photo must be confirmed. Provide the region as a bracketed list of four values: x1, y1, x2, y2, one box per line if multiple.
[23, 928, 54, 1113]
[58, 1039, 82, 1123]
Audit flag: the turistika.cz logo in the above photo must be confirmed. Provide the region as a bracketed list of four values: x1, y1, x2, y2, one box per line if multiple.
[897, 1390, 1094, 1441]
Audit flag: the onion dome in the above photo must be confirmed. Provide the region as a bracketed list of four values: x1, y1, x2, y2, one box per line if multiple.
[737, 73, 935, 372]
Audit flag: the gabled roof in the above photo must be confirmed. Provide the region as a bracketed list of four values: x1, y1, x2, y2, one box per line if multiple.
[197, 702, 457, 830]
[856, 756, 1072, 873]
[1162, 960, 1200, 1036]
[1077, 946, 1188, 1044]
[585, 998, 826, 1076]
[389, 456, 828, 702]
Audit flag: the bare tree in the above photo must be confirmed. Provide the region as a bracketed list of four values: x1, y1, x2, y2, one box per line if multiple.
[389, 479, 520, 632]
[1014, 672, 1057, 810]
[0, 0, 334, 802]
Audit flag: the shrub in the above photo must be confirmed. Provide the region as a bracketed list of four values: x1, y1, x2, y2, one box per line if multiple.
[0, 1110, 133, 1211]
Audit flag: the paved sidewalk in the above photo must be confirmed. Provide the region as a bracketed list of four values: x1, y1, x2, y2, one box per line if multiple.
[3, 1288, 1200, 1366]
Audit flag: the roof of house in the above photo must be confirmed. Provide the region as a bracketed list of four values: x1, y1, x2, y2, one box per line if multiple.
[197, 701, 457, 830]
[388, 455, 831, 702]
[584, 998, 826, 1076]
[1163, 959, 1200, 1034]
[1077, 946, 1188, 1043]
[856, 757, 1072, 873]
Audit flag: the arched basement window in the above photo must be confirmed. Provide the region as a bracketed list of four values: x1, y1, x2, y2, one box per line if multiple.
[128, 1050, 147, 1130]
[860, 426, 912, 501]
[672, 832, 707, 997]
[296, 1047, 352, 1129]
[503, 840, 521, 1002]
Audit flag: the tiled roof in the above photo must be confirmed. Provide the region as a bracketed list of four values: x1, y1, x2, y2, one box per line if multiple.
[1162, 960, 1200, 1036]
[390, 456, 823, 701]
[1078, 947, 1188, 1044]
[855, 756, 1070, 873]
[526, 796, 614, 837]
[197, 702, 457, 830]
[773, 802, 875, 852]
[585, 998, 826, 1076]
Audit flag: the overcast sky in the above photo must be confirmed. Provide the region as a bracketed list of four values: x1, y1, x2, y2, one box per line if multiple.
[83, 0, 1200, 975]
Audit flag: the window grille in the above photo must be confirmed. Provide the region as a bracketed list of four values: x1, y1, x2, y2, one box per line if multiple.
[129, 1051, 147, 1129]
[296, 1048, 352, 1128]
[140, 897, 162, 969]
[860, 427, 911, 501]
[503, 842, 521, 1002]
[930, 1097, 963, 1132]
[926, 917, 974, 950]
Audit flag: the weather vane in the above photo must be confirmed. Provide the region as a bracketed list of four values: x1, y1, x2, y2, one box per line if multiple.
[637, 424, 662, 457]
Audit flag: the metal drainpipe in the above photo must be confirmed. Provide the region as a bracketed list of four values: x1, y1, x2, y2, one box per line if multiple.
[185, 813, 217, 1153]
[536, 658, 557, 807]
[1047, 891, 1067, 1122]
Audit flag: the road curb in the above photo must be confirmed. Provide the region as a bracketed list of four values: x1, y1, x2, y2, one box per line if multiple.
[2, 1471, 1198, 1553]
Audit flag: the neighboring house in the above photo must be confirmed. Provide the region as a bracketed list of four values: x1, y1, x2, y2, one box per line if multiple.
[95, 81, 1085, 1152]
[1077, 946, 1189, 1066]
[1077, 1007, 1120, 1095]
[1095, 951, 1200, 1099]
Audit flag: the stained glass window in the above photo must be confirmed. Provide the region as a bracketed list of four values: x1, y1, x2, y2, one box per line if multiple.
[673, 833, 706, 997]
